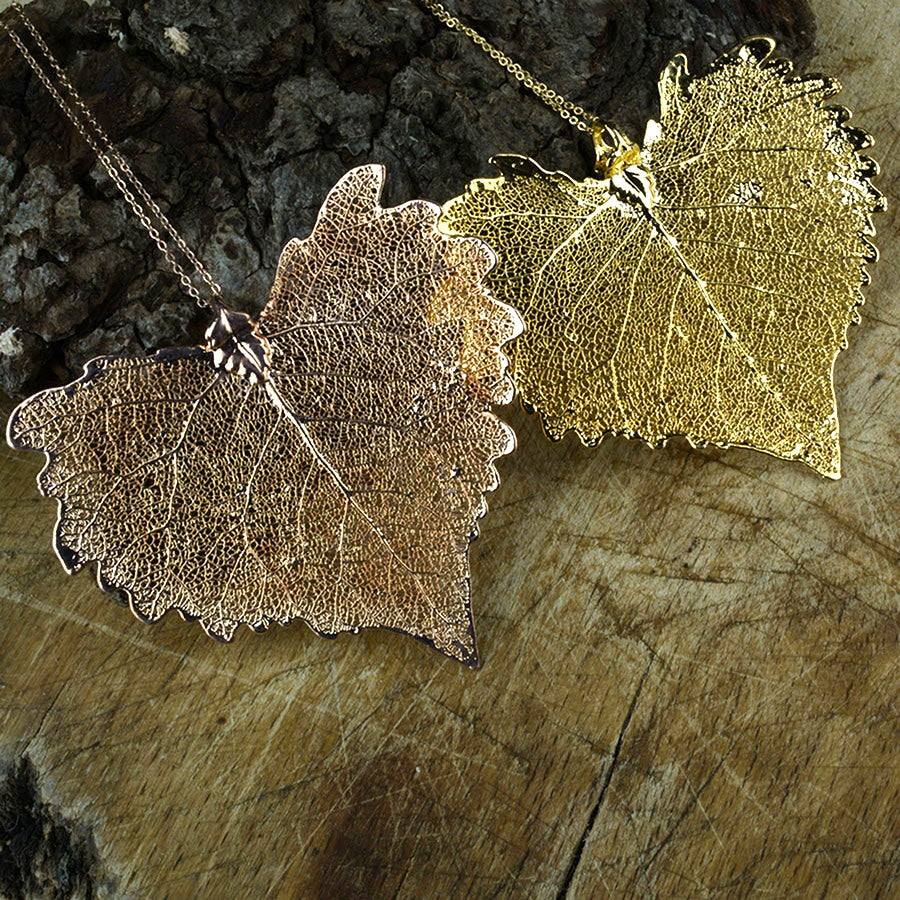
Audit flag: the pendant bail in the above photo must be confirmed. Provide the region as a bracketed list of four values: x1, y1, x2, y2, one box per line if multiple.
[592, 122, 642, 177]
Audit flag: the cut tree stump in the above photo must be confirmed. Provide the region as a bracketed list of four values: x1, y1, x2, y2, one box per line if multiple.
[0, 0, 897, 896]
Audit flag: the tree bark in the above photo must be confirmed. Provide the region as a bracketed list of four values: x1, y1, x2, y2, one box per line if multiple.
[0, 0, 814, 395]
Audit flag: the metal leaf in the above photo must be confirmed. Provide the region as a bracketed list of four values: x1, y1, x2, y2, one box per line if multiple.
[439, 38, 884, 478]
[7, 165, 522, 665]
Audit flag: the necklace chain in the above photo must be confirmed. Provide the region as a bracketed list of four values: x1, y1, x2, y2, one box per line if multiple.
[1, 1, 223, 309]
[418, 0, 599, 133]
[3, 0, 600, 309]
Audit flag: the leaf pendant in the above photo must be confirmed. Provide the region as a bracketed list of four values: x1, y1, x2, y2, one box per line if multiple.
[7, 165, 522, 665]
[440, 38, 884, 478]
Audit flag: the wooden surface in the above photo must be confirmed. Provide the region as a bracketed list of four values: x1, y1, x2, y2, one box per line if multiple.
[1, 0, 897, 896]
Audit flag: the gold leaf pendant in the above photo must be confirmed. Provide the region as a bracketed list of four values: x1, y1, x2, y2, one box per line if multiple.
[7, 165, 522, 665]
[440, 39, 884, 478]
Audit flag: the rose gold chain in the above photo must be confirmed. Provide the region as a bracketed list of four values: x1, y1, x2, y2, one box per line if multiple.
[1, 1, 223, 309]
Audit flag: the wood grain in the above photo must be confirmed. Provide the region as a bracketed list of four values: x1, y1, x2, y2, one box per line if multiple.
[0, 0, 897, 896]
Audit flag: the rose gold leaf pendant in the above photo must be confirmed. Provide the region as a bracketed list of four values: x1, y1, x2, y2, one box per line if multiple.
[7, 165, 523, 665]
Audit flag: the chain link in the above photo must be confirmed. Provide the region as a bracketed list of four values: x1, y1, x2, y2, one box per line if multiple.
[418, 0, 599, 133]
[1, 1, 223, 309]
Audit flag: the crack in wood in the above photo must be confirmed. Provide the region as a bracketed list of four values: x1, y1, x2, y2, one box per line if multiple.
[556, 656, 654, 898]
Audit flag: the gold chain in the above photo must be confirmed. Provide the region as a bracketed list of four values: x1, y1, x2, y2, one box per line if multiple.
[1, 2, 223, 309]
[418, 0, 599, 133]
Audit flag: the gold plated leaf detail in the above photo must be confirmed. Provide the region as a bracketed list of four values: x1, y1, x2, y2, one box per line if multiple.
[7, 165, 522, 665]
[440, 38, 884, 477]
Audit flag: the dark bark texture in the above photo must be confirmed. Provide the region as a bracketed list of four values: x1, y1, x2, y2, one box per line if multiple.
[0, 756, 102, 899]
[0, 0, 815, 396]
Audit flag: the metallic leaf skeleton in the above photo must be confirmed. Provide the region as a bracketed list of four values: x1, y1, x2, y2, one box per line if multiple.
[8, 166, 522, 665]
[440, 39, 884, 477]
